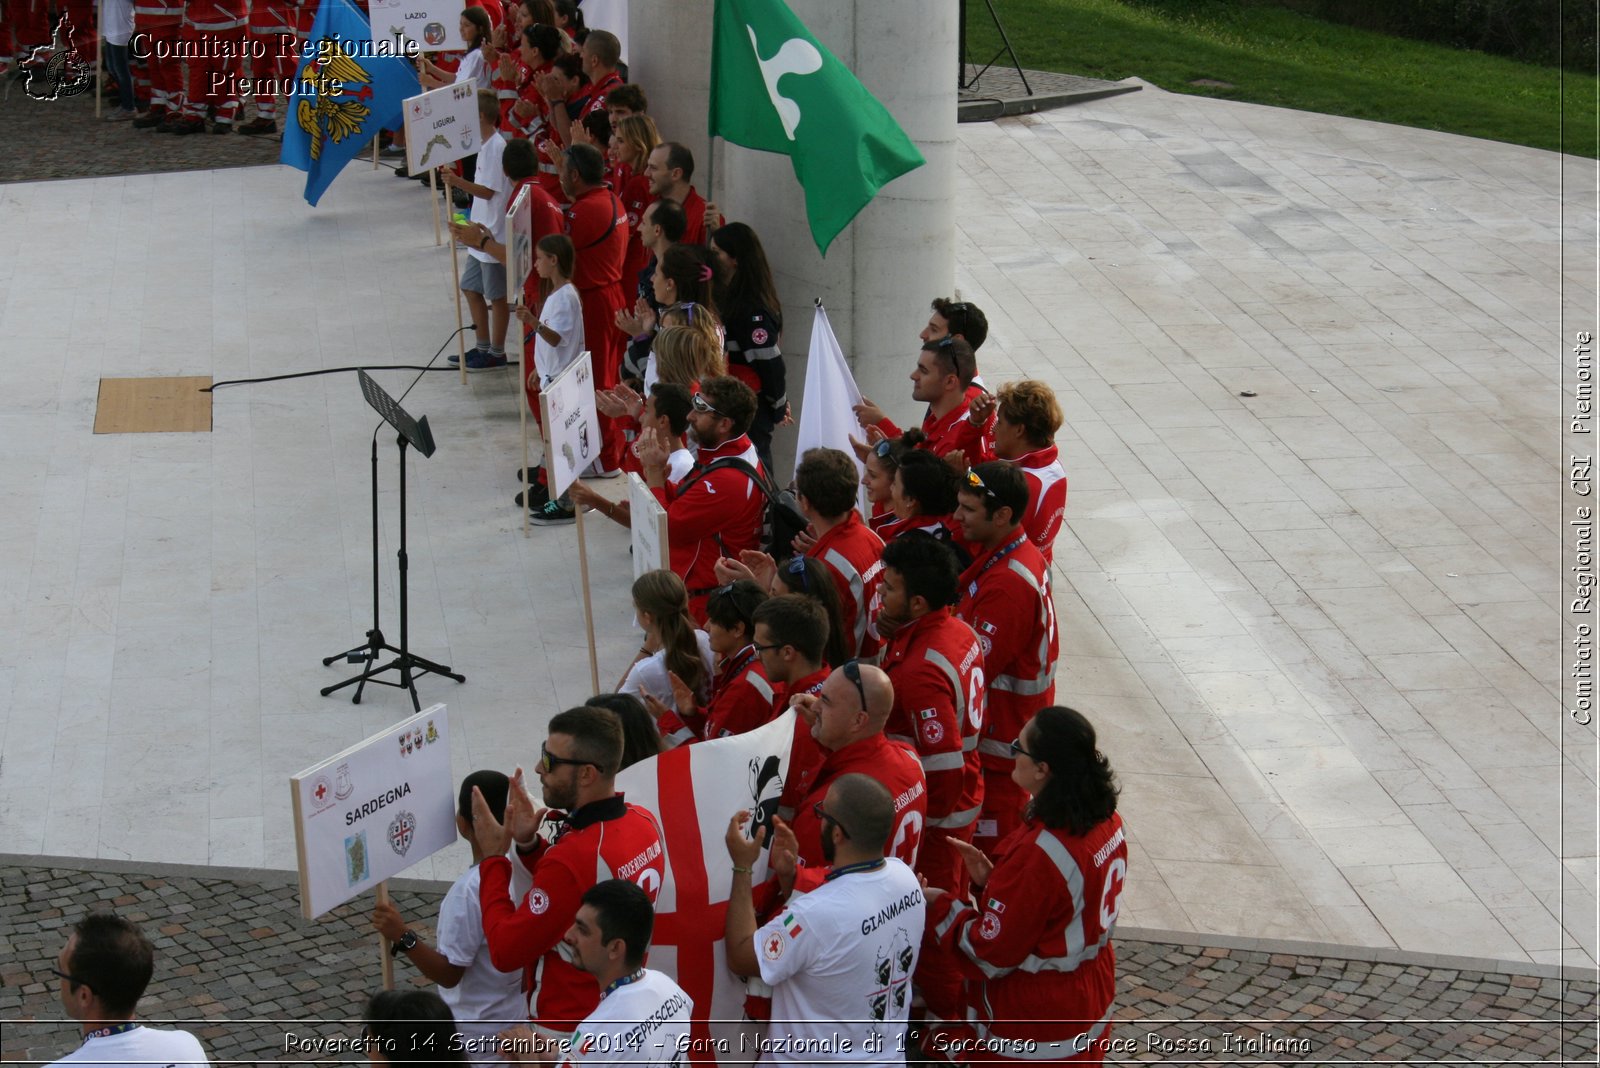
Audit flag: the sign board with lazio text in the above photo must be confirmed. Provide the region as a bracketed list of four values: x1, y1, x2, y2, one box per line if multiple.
[369, 0, 468, 53]
[540, 351, 598, 499]
[291, 704, 456, 920]
[401, 83, 480, 175]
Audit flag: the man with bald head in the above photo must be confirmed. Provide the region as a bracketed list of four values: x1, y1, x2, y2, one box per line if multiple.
[725, 774, 924, 1063]
[784, 660, 928, 881]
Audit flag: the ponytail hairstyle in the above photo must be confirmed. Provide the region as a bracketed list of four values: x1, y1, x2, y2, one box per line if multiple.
[631, 570, 707, 697]
[775, 555, 850, 668]
[658, 243, 718, 313]
[535, 233, 574, 305]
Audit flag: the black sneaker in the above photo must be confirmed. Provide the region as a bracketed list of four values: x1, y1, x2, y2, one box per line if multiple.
[513, 484, 551, 509]
[465, 350, 508, 372]
[515, 467, 548, 487]
[528, 498, 576, 526]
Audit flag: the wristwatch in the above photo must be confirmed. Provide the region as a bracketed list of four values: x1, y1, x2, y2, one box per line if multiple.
[390, 930, 419, 957]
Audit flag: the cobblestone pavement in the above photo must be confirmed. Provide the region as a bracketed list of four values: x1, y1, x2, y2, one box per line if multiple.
[2, 71, 283, 182]
[0, 860, 1593, 1065]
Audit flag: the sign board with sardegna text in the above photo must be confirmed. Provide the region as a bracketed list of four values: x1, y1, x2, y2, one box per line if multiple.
[401, 83, 480, 175]
[291, 704, 456, 919]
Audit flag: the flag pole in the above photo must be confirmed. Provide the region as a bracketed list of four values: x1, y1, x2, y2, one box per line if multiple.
[447, 194, 467, 384]
[95, 0, 104, 119]
[575, 503, 600, 693]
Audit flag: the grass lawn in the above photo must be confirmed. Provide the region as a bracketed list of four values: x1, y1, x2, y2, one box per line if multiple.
[963, 0, 1597, 158]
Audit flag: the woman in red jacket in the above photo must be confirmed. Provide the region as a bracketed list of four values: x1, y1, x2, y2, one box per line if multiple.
[921, 706, 1128, 1064]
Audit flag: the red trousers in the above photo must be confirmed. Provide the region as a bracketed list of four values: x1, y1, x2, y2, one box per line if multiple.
[180, 23, 243, 122]
[577, 281, 627, 473]
[134, 14, 182, 113]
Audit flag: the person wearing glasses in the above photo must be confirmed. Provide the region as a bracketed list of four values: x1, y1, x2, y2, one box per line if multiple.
[949, 379, 1068, 566]
[47, 913, 209, 1067]
[781, 660, 926, 880]
[852, 336, 994, 469]
[637, 376, 766, 623]
[469, 707, 665, 1043]
[920, 708, 1126, 1065]
[952, 463, 1058, 858]
[876, 535, 986, 897]
[724, 774, 925, 1064]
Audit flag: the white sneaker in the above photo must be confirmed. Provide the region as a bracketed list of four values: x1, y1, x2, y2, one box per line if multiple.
[581, 466, 623, 480]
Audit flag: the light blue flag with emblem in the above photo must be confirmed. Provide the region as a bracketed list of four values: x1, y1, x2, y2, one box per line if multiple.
[280, 0, 419, 206]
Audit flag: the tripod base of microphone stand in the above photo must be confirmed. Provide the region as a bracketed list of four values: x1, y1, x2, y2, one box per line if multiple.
[321, 629, 465, 710]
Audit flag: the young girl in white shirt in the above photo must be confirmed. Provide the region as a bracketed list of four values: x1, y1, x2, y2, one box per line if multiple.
[517, 234, 584, 524]
[619, 570, 714, 717]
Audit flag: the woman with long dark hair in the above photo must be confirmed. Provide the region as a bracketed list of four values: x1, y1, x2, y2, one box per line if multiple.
[712, 222, 786, 472]
[920, 706, 1127, 1065]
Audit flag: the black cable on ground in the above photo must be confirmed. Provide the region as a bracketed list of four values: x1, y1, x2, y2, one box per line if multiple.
[204, 328, 521, 392]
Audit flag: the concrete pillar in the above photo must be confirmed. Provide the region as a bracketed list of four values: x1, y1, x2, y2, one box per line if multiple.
[627, 0, 958, 470]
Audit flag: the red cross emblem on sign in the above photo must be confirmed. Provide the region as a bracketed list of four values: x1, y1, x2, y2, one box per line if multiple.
[314, 781, 328, 802]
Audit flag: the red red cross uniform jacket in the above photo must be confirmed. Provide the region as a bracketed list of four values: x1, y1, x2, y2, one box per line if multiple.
[876, 385, 995, 469]
[652, 436, 765, 619]
[923, 815, 1127, 1064]
[478, 796, 666, 1031]
[949, 423, 1069, 566]
[788, 732, 927, 877]
[956, 537, 1058, 850]
[880, 609, 986, 892]
[808, 512, 884, 659]
[657, 646, 776, 746]
[583, 70, 623, 116]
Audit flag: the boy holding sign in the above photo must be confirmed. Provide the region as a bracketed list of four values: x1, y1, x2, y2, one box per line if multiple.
[372, 771, 526, 1067]
[443, 90, 513, 372]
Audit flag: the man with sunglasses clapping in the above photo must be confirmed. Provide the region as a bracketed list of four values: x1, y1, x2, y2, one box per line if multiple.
[470, 707, 665, 1043]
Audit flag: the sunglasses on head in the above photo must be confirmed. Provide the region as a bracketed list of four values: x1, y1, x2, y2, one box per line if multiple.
[872, 438, 895, 459]
[964, 468, 997, 498]
[841, 659, 867, 709]
[784, 555, 811, 591]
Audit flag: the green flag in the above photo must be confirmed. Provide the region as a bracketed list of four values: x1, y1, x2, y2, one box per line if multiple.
[709, 0, 926, 256]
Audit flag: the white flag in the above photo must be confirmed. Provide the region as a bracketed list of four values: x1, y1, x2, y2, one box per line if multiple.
[793, 302, 865, 483]
[616, 710, 800, 1060]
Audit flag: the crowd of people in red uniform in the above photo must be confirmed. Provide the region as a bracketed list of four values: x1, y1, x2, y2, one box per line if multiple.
[10, 0, 1129, 1060]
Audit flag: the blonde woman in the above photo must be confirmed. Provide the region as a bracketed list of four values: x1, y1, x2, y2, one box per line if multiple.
[650, 323, 726, 392]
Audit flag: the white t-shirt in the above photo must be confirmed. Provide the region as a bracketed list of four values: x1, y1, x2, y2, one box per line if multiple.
[755, 859, 924, 1064]
[102, 0, 134, 45]
[469, 131, 510, 263]
[454, 48, 491, 94]
[621, 632, 715, 713]
[50, 1025, 208, 1068]
[535, 283, 585, 386]
[435, 865, 527, 1067]
[557, 970, 692, 1066]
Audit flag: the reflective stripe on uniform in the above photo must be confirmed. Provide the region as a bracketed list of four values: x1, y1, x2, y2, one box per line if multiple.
[927, 803, 980, 830]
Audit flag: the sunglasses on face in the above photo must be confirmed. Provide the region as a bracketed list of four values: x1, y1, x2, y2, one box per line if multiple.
[1009, 736, 1039, 761]
[691, 392, 724, 416]
[811, 801, 852, 839]
[540, 742, 596, 774]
